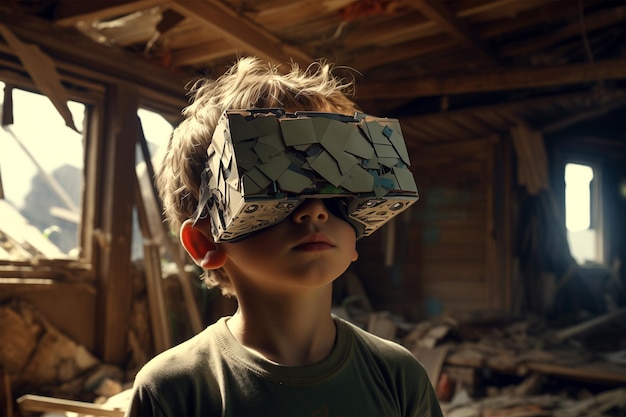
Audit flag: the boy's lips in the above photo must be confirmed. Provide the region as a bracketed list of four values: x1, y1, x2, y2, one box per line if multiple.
[293, 233, 335, 251]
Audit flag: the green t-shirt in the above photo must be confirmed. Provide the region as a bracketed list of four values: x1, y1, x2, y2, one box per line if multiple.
[126, 316, 443, 417]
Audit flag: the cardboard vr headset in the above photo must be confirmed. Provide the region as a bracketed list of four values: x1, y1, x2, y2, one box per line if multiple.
[193, 108, 419, 242]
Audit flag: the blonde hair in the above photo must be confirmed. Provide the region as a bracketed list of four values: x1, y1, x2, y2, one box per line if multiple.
[157, 56, 359, 295]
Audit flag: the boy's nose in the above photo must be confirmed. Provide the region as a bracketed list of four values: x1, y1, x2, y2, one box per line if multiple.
[292, 199, 329, 224]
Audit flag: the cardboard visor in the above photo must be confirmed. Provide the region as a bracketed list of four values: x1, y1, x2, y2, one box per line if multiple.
[193, 108, 419, 242]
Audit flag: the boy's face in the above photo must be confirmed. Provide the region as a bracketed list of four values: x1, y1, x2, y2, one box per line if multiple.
[219, 198, 358, 293]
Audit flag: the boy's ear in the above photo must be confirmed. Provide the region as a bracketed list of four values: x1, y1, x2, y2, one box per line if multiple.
[180, 219, 227, 269]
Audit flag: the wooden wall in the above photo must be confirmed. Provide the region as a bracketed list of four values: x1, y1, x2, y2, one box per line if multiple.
[353, 137, 512, 321]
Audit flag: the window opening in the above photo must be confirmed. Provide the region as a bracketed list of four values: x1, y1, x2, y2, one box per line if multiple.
[137, 108, 174, 161]
[132, 108, 174, 260]
[0, 82, 86, 260]
[565, 162, 602, 265]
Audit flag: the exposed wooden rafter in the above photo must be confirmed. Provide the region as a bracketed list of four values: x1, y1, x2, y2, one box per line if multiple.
[166, 0, 313, 69]
[406, 0, 501, 67]
[172, 41, 234, 67]
[54, 0, 164, 26]
[357, 60, 626, 99]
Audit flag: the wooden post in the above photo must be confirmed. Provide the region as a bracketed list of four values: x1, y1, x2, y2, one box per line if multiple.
[93, 82, 137, 365]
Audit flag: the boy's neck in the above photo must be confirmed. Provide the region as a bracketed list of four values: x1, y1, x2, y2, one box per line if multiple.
[226, 285, 336, 366]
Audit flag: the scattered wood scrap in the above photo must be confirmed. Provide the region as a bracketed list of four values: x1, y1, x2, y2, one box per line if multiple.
[0, 300, 126, 408]
[3, 273, 626, 417]
[443, 387, 626, 417]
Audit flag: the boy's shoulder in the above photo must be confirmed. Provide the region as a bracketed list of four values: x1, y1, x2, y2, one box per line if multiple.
[335, 316, 442, 416]
[133, 318, 227, 387]
[335, 315, 420, 365]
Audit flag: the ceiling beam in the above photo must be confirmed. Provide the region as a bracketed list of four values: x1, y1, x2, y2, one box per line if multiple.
[406, 0, 500, 67]
[540, 99, 626, 134]
[172, 41, 235, 66]
[54, 0, 164, 26]
[166, 0, 313, 69]
[350, 36, 457, 72]
[501, 5, 626, 58]
[351, 1, 586, 74]
[400, 89, 625, 123]
[356, 60, 626, 100]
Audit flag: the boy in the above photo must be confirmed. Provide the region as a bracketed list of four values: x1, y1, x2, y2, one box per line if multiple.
[126, 57, 442, 417]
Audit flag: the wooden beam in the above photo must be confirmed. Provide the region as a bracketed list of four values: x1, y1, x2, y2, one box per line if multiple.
[54, 0, 165, 27]
[172, 40, 235, 66]
[554, 307, 626, 343]
[18, 394, 124, 417]
[406, 0, 500, 66]
[455, 0, 523, 18]
[541, 100, 626, 134]
[166, 0, 313, 69]
[0, 24, 77, 131]
[401, 89, 625, 124]
[357, 60, 626, 99]
[350, 0, 586, 74]
[350, 36, 456, 72]
[501, 5, 626, 58]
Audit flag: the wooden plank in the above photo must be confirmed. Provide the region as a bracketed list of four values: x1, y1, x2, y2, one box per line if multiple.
[448, 114, 491, 138]
[445, 352, 626, 385]
[143, 244, 172, 352]
[484, 135, 499, 310]
[17, 394, 124, 417]
[246, 0, 350, 29]
[352, 0, 578, 72]
[541, 100, 626, 134]
[413, 345, 450, 388]
[407, 0, 500, 66]
[401, 90, 625, 137]
[422, 117, 471, 139]
[511, 123, 549, 194]
[341, 12, 431, 49]
[525, 361, 626, 385]
[412, 137, 490, 159]
[502, 5, 626, 58]
[172, 40, 235, 66]
[54, 0, 164, 26]
[554, 308, 626, 342]
[410, 118, 454, 142]
[2, 368, 12, 417]
[367, 312, 397, 341]
[134, 168, 173, 352]
[0, 26, 77, 132]
[351, 36, 456, 72]
[492, 146, 512, 311]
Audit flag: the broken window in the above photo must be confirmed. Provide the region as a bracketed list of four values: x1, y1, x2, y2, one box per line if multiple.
[0, 81, 86, 260]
